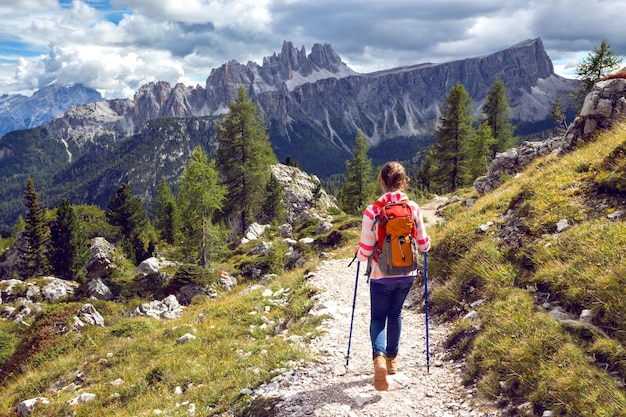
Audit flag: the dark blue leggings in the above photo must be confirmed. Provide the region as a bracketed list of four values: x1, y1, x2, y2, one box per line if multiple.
[369, 280, 413, 358]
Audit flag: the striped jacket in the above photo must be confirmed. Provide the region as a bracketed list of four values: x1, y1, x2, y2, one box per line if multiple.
[356, 191, 430, 280]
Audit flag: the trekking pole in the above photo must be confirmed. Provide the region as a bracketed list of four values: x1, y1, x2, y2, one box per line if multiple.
[423, 252, 430, 373]
[346, 260, 360, 366]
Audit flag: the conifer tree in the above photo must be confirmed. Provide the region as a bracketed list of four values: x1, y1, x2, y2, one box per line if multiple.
[23, 178, 50, 277]
[49, 198, 89, 280]
[430, 83, 473, 193]
[178, 147, 226, 266]
[154, 179, 181, 245]
[216, 86, 277, 237]
[575, 39, 622, 97]
[12, 215, 26, 239]
[340, 130, 376, 214]
[551, 95, 568, 131]
[107, 184, 150, 265]
[467, 121, 496, 181]
[259, 174, 286, 225]
[483, 78, 515, 158]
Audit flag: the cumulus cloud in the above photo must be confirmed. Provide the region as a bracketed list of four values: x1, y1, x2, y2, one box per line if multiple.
[0, 0, 624, 98]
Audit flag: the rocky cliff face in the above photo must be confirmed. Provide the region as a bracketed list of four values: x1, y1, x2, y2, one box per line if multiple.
[474, 77, 626, 195]
[44, 38, 578, 175]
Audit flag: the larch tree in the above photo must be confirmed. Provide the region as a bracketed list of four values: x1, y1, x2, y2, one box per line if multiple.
[178, 146, 226, 266]
[467, 121, 496, 181]
[153, 179, 181, 245]
[23, 178, 50, 277]
[575, 38, 623, 97]
[483, 78, 515, 159]
[430, 83, 474, 193]
[49, 198, 90, 280]
[216, 86, 277, 237]
[340, 130, 376, 214]
[551, 95, 569, 131]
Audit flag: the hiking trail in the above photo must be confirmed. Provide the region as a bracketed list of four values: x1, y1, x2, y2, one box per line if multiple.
[250, 197, 506, 416]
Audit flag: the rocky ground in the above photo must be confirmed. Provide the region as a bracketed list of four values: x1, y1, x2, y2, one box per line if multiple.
[249, 198, 507, 417]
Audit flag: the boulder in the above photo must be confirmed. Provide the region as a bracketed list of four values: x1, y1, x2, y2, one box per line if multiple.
[270, 164, 339, 223]
[86, 237, 116, 279]
[134, 294, 185, 319]
[41, 277, 79, 301]
[0, 232, 30, 280]
[17, 397, 49, 416]
[218, 272, 237, 292]
[87, 278, 114, 300]
[241, 223, 269, 244]
[135, 257, 177, 276]
[78, 303, 105, 326]
[560, 78, 626, 153]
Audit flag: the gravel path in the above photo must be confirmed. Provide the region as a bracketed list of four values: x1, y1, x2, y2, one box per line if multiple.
[251, 198, 506, 417]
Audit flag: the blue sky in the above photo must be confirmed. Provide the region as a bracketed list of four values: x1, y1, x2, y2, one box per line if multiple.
[0, 0, 624, 99]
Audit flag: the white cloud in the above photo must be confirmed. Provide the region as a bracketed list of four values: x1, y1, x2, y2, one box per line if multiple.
[1, 0, 625, 99]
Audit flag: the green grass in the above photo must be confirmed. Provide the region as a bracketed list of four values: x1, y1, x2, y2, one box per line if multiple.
[430, 121, 626, 415]
[0, 259, 326, 416]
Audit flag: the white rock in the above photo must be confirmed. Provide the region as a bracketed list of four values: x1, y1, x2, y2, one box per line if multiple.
[355, 393, 375, 407]
[67, 393, 96, 406]
[556, 218, 569, 232]
[17, 397, 49, 416]
[176, 333, 197, 344]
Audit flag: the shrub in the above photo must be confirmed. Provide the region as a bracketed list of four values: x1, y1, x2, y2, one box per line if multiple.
[110, 318, 153, 338]
[1, 304, 78, 379]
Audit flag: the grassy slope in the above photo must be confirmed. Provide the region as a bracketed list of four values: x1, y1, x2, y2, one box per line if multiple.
[428, 121, 626, 416]
[0, 272, 321, 416]
[2, 122, 626, 416]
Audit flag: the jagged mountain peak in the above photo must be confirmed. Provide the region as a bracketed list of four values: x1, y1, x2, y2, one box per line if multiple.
[206, 40, 358, 94]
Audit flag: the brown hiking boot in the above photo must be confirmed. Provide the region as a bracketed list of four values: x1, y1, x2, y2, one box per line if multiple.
[373, 355, 389, 391]
[386, 356, 397, 375]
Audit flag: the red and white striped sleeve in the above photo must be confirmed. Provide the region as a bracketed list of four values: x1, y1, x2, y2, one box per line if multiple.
[356, 204, 378, 262]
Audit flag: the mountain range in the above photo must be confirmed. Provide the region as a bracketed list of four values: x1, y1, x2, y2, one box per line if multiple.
[0, 82, 102, 138]
[0, 37, 580, 235]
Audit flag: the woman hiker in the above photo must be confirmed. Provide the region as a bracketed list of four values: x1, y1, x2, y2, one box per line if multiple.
[355, 161, 431, 391]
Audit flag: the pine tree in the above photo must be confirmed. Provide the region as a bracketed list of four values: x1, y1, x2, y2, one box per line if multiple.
[576, 39, 623, 96]
[340, 130, 376, 214]
[216, 86, 277, 237]
[178, 147, 226, 266]
[49, 198, 89, 280]
[23, 178, 50, 277]
[154, 179, 181, 245]
[430, 83, 474, 193]
[106, 184, 150, 265]
[483, 78, 515, 158]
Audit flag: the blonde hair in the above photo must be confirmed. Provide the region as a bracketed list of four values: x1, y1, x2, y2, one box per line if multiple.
[378, 161, 409, 192]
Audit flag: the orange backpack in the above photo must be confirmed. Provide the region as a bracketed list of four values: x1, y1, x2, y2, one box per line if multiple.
[371, 199, 419, 275]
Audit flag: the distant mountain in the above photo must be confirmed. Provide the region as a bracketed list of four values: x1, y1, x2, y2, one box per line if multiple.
[0, 38, 580, 235]
[43, 39, 578, 173]
[0, 82, 102, 138]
